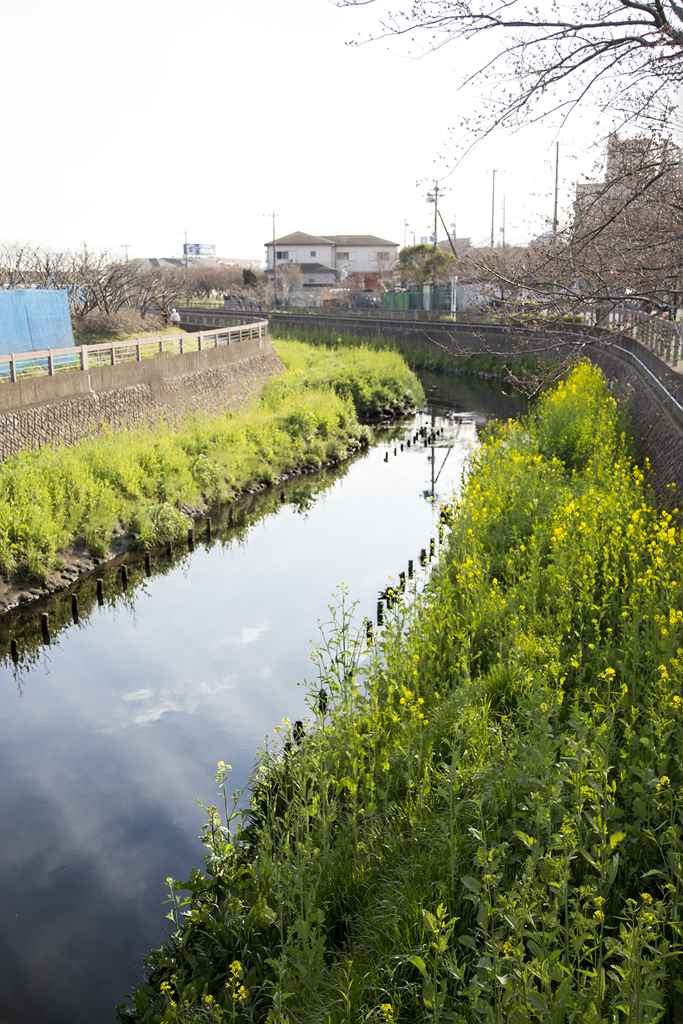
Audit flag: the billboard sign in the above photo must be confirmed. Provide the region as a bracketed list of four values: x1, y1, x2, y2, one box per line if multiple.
[183, 243, 216, 257]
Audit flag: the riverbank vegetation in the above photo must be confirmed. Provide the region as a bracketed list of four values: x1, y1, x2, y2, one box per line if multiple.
[119, 362, 683, 1023]
[270, 324, 558, 389]
[0, 340, 422, 583]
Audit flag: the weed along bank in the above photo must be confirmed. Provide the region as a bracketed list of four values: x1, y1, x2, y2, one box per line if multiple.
[117, 362, 683, 1024]
[0, 340, 422, 607]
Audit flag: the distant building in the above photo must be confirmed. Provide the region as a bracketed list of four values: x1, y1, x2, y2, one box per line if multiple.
[264, 231, 399, 288]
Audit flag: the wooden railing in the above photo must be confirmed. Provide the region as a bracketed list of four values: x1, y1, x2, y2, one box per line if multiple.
[0, 320, 269, 383]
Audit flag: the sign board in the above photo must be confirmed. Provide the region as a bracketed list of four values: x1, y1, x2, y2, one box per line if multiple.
[183, 243, 216, 257]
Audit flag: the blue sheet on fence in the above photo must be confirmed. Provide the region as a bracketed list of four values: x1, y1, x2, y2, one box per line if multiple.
[0, 289, 74, 355]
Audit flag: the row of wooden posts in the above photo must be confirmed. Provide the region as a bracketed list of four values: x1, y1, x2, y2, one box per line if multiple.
[383, 424, 445, 463]
[11, 508, 245, 655]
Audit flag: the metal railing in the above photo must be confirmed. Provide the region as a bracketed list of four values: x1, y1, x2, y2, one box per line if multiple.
[0, 320, 268, 384]
[591, 307, 682, 371]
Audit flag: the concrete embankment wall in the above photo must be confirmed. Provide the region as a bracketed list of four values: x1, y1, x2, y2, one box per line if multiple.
[271, 312, 683, 499]
[0, 334, 282, 461]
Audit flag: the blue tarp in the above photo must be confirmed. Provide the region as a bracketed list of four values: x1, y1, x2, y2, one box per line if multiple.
[0, 289, 74, 354]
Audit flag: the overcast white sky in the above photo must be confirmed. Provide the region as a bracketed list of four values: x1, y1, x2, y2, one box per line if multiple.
[3, 0, 605, 262]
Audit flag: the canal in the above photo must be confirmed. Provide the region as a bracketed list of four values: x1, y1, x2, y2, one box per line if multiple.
[0, 375, 524, 1024]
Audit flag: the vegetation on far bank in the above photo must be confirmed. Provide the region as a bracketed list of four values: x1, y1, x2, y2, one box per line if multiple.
[0, 340, 422, 583]
[269, 324, 559, 386]
[119, 363, 683, 1023]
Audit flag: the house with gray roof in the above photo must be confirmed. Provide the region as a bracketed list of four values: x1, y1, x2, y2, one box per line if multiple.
[265, 231, 399, 287]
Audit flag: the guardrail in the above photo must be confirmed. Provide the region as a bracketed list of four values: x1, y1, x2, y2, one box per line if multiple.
[597, 308, 681, 370]
[0, 320, 269, 384]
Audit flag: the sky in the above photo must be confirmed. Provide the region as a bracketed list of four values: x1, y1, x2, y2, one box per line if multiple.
[2, 0, 607, 263]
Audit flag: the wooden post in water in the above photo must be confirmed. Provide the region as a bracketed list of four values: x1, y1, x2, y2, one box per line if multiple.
[10, 638, 18, 663]
[228, 507, 234, 526]
[384, 452, 389, 462]
[430, 537, 435, 559]
[377, 600, 384, 625]
[188, 528, 194, 549]
[399, 571, 405, 592]
[145, 552, 151, 576]
[420, 548, 427, 567]
[121, 565, 128, 589]
[366, 618, 373, 643]
[72, 594, 79, 623]
[408, 558, 414, 578]
[96, 578, 104, 605]
[206, 517, 212, 538]
[166, 539, 173, 556]
[41, 612, 50, 645]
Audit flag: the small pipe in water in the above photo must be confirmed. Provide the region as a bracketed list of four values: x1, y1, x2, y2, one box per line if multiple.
[206, 517, 212, 538]
[384, 452, 389, 462]
[10, 638, 18, 664]
[71, 594, 79, 624]
[144, 552, 151, 577]
[121, 565, 128, 589]
[41, 612, 50, 645]
[96, 578, 104, 605]
[188, 528, 194, 550]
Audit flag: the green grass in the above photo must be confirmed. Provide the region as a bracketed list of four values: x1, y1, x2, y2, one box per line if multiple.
[270, 325, 558, 385]
[0, 340, 421, 582]
[118, 361, 683, 1024]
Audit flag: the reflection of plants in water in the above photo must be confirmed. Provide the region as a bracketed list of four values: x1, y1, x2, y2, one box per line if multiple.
[0, 451, 372, 688]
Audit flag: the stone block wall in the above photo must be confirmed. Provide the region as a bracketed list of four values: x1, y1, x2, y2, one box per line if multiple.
[0, 335, 283, 462]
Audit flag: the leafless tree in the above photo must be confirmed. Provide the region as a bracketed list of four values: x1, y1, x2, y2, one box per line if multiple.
[341, 0, 683, 142]
[278, 263, 304, 305]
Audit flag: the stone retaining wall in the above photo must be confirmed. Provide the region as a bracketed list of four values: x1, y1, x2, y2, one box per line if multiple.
[0, 335, 282, 461]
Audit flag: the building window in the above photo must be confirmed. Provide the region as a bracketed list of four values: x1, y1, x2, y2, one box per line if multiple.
[310, 250, 316, 257]
[337, 251, 350, 260]
[276, 250, 288, 259]
[376, 252, 390, 260]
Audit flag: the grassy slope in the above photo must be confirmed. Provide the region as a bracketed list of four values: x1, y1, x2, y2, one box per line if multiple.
[120, 362, 683, 1024]
[270, 324, 555, 383]
[0, 341, 422, 582]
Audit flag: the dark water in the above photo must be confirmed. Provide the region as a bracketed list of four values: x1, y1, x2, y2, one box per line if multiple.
[0, 377, 523, 1024]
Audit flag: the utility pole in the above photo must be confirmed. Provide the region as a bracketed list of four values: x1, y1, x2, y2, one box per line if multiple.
[553, 141, 560, 240]
[501, 195, 506, 253]
[426, 181, 443, 250]
[272, 209, 278, 308]
[490, 170, 496, 249]
[184, 228, 189, 303]
[403, 219, 409, 248]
